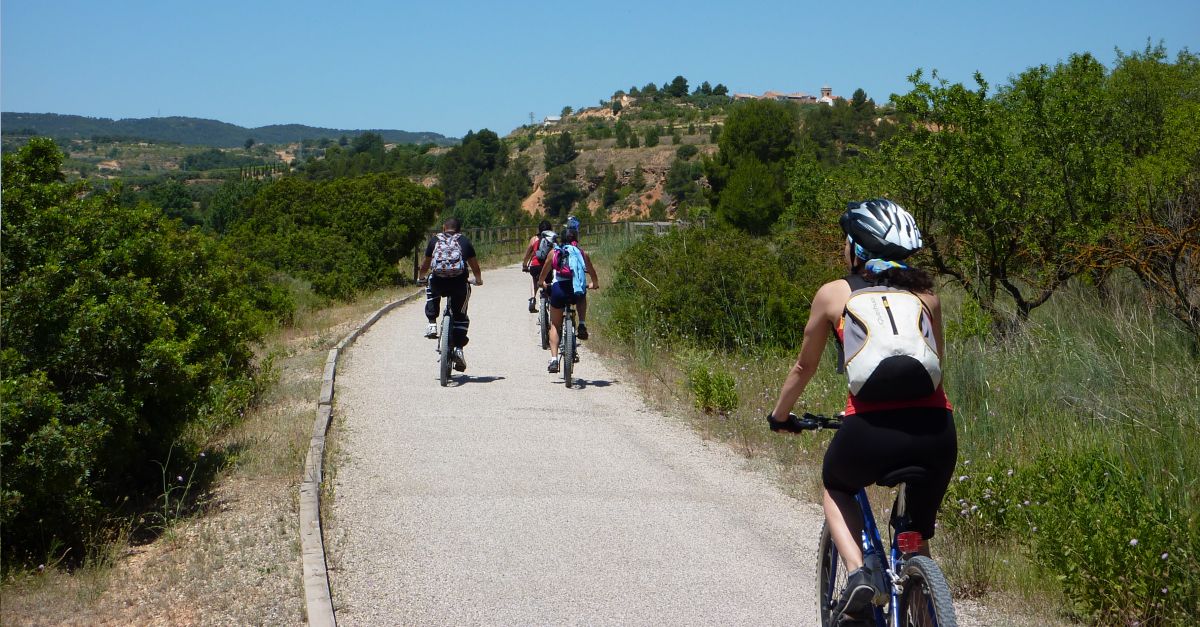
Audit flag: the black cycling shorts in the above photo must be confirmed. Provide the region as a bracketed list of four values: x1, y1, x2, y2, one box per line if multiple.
[822, 407, 957, 539]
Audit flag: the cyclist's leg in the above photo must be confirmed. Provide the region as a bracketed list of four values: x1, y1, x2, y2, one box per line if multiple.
[822, 414, 896, 570]
[424, 278, 440, 323]
[898, 409, 958, 555]
[529, 265, 541, 299]
[448, 280, 470, 348]
[547, 282, 567, 360]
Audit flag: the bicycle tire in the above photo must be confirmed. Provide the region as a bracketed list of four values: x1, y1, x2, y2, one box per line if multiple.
[816, 522, 849, 627]
[898, 555, 957, 627]
[562, 314, 575, 387]
[539, 299, 550, 350]
[438, 312, 453, 386]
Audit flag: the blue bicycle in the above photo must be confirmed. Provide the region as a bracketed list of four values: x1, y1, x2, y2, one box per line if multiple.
[794, 412, 957, 627]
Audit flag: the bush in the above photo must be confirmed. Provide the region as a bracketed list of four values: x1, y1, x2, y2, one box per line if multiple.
[227, 173, 441, 299]
[684, 351, 739, 415]
[1, 139, 291, 564]
[944, 449, 1199, 623]
[607, 225, 834, 351]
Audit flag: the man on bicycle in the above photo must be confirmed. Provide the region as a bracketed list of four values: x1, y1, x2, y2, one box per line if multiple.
[537, 227, 598, 373]
[419, 218, 483, 372]
[766, 200, 956, 623]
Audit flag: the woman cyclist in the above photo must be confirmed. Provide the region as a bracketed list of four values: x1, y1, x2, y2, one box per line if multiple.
[521, 220, 557, 313]
[537, 227, 599, 373]
[767, 199, 956, 623]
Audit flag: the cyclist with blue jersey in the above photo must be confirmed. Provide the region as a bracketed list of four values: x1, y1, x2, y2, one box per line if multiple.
[767, 200, 957, 623]
[537, 227, 598, 373]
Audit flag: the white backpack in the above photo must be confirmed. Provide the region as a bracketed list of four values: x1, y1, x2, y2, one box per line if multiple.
[430, 233, 465, 277]
[840, 280, 941, 401]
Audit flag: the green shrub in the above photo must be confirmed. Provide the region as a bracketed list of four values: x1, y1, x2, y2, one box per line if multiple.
[227, 173, 441, 300]
[944, 449, 1198, 623]
[1, 138, 290, 565]
[607, 225, 835, 352]
[684, 352, 739, 415]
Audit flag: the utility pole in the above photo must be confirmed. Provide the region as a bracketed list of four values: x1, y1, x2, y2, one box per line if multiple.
[529, 112, 535, 126]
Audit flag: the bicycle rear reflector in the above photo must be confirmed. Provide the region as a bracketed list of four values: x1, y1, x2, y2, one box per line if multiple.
[897, 531, 923, 554]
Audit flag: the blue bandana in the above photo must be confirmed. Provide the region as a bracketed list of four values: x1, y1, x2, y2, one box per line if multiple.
[864, 258, 908, 274]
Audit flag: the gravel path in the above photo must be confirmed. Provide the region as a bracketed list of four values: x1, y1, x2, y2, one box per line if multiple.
[329, 265, 1011, 626]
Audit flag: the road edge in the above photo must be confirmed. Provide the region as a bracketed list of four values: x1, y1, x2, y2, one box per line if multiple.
[299, 289, 424, 626]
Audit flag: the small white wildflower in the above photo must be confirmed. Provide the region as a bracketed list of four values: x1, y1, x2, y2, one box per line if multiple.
[986, 476, 993, 482]
[199, 452, 206, 458]
[964, 459, 971, 465]
[1129, 538, 1139, 547]
[1006, 469, 1014, 476]
[970, 505, 978, 512]
[1032, 526, 1038, 533]
[1023, 500, 1031, 506]
[177, 475, 184, 482]
[1161, 553, 1169, 560]
[1162, 588, 1169, 594]
[957, 475, 968, 482]
[38, 564, 45, 571]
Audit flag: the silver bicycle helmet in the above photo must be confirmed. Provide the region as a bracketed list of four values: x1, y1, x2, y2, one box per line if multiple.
[840, 199, 923, 261]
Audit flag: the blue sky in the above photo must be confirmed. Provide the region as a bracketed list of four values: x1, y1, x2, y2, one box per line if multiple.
[2, 0, 1197, 139]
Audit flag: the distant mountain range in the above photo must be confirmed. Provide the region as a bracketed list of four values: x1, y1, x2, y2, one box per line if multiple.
[1, 112, 457, 147]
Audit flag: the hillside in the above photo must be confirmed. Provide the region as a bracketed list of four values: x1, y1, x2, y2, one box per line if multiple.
[1, 112, 456, 147]
[504, 99, 727, 221]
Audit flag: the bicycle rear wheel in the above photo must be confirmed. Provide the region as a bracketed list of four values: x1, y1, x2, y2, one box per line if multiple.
[816, 522, 849, 627]
[438, 312, 453, 386]
[562, 315, 575, 388]
[539, 296, 550, 350]
[898, 555, 957, 627]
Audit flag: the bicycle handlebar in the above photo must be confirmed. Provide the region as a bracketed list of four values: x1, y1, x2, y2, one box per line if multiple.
[794, 412, 843, 430]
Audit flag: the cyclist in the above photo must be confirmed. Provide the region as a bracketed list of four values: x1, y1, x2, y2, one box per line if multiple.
[418, 218, 483, 372]
[537, 227, 598, 373]
[521, 220, 556, 313]
[766, 199, 956, 623]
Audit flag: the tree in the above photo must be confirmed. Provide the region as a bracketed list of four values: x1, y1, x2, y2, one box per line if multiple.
[667, 75, 689, 98]
[541, 164, 581, 217]
[880, 58, 1124, 325]
[644, 126, 660, 147]
[631, 163, 646, 190]
[543, 131, 578, 170]
[561, 105, 573, 117]
[601, 164, 619, 208]
[698, 81, 713, 96]
[713, 83, 729, 96]
[244, 137, 255, 150]
[719, 99, 799, 165]
[716, 157, 785, 234]
[449, 197, 500, 228]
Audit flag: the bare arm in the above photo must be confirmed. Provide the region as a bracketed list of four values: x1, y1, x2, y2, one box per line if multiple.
[770, 280, 846, 421]
[583, 251, 599, 289]
[521, 238, 535, 270]
[468, 257, 483, 286]
[538, 258, 553, 285]
[418, 256, 432, 278]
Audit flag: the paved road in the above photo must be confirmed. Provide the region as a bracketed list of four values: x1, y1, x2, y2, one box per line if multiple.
[328, 264, 1004, 626]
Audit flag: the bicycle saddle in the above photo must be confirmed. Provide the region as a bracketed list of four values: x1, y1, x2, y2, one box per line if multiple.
[877, 466, 927, 487]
